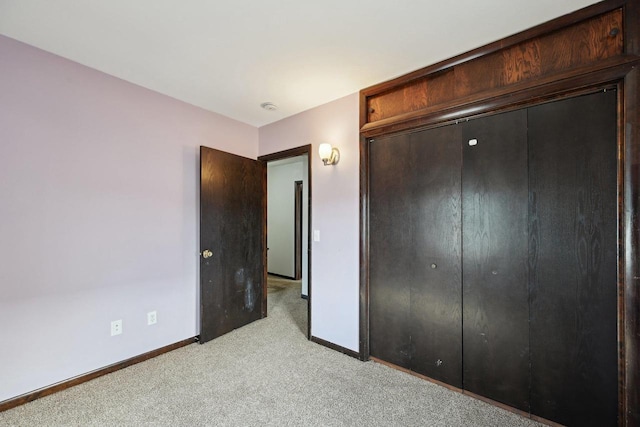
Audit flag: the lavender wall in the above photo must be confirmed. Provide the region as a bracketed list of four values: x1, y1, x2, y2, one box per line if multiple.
[259, 94, 360, 352]
[0, 35, 258, 402]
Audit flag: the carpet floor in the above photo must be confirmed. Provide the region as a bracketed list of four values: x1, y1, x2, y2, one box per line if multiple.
[0, 278, 541, 426]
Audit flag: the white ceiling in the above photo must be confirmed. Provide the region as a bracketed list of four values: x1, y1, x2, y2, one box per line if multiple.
[0, 0, 598, 127]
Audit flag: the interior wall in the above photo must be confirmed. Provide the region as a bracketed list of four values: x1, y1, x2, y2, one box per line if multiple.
[267, 159, 303, 278]
[0, 35, 258, 402]
[259, 93, 360, 352]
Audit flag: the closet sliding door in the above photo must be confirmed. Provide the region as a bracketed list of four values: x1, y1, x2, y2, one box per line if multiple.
[461, 110, 530, 412]
[369, 132, 414, 370]
[369, 90, 618, 425]
[370, 125, 463, 387]
[528, 90, 618, 426]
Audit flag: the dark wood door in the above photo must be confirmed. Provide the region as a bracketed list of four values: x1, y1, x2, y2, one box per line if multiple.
[461, 110, 530, 412]
[294, 180, 303, 280]
[528, 90, 618, 426]
[370, 125, 463, 386]
[200, 146, 265, 344]
[369, 132, 414, 370]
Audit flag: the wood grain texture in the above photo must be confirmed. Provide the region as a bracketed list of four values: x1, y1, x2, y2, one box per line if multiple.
[200, 146, 264, 343]
[369, 125, 463, 386]
[539, 9, 623, 74]
[528, 91, 618, 426]
[368, 70, 455, 123]
[503, 40, 542, 85]
[364, 8, 623, 128]
[461, 110, 530, 412]
[369, 132, 414, 370]
[425, 69, 456, 106]
[362, 54, 638, 138]
[408, 125, 463, 387]
[454, 52, 508, 99]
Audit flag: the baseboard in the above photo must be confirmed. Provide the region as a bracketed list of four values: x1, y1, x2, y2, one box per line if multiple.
[461, 390, 531, 420]
[267, 272, 296, 280]
[369, 357, 558, 427]
[311, 336, 360, 359]
[370, 357, 463, 393]
[0, 337, 196, 413]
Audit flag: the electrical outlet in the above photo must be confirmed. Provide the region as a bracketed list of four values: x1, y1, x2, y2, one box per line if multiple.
[147, 311, 157, 325]
[111, 319, 122, 336]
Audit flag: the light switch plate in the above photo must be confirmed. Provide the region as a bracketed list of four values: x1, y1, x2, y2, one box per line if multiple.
[313, 230, 320, 242]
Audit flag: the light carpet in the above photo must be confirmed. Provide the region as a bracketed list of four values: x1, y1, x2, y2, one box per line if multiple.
[0, 278, 541, 426]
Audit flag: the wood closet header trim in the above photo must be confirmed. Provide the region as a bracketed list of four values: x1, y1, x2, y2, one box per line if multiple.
[359, 1, 639, 137]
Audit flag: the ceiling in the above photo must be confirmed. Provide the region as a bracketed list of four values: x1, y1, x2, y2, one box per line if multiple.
[0, 0, 599, 127]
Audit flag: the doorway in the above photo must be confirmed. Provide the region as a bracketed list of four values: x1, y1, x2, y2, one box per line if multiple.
[259, 145, 312, 339]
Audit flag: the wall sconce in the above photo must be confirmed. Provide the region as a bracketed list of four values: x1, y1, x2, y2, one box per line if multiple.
[319, 143, 340, 166]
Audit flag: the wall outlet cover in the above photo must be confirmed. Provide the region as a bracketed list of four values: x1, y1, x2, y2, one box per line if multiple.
[111, 319, 122, 336]
[147, 311, 157, 325]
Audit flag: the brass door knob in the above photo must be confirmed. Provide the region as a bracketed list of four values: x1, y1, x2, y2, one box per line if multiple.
[202, 250, 213, 259]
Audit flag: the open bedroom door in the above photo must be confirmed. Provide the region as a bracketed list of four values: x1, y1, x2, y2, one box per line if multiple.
[199, 146, 266, 344]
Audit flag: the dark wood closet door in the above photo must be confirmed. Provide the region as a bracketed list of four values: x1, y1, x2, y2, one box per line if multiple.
[370, 132, 414, 370]
[461, 110, 530, 412]
[528, 90, 618, 426]
[370, 125, 463, 387]
[408, 126, 462, 386]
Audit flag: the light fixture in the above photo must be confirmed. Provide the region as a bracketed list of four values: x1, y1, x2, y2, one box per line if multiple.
[319, 143, 340, 166]
[260, 102, 278, 111]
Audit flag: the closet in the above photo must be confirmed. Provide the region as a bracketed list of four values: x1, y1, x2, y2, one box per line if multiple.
[369, 90, 618, 426]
